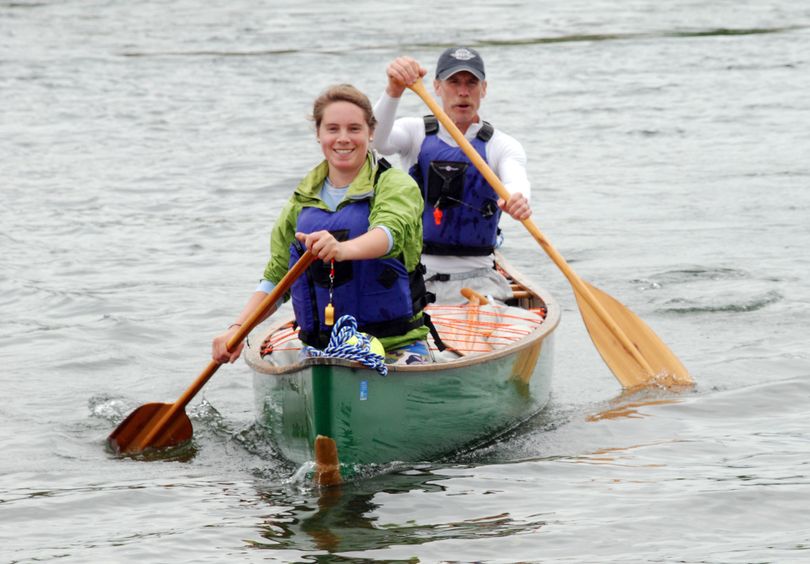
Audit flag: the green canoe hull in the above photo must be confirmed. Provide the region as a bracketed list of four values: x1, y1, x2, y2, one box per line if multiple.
[250, 334, 555, 465]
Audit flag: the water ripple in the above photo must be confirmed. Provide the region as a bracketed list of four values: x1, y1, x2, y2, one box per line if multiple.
[113, 26, 810, 59]
[477, 25, 809, 46]
[663, 290, 782, 314]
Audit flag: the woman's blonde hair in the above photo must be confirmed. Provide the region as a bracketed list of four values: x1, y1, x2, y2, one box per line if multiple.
[312, 84, 377, 131]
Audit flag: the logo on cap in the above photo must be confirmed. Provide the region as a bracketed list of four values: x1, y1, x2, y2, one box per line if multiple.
[450, 48, 477, 61]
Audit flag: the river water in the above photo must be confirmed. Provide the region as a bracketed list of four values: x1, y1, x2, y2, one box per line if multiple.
[2, 1, 809, 562]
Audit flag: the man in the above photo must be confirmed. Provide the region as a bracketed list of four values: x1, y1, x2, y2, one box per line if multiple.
[373, 46, 532, 304]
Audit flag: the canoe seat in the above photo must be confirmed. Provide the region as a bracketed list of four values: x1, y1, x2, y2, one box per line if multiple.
[424, 302, 546, 360]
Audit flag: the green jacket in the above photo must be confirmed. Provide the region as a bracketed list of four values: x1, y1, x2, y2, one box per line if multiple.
[263, 152, 429, 350]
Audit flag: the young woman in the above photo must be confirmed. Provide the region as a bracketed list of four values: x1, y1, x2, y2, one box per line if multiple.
[212, 84, 431, 366]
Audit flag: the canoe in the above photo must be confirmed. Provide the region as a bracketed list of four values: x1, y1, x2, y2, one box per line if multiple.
[244, 252, 561, 484]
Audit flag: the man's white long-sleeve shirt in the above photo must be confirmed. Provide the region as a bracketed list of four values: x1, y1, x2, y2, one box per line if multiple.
[372, 92, 531, 274]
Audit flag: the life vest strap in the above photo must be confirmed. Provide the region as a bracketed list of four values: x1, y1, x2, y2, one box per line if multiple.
[423, 115, 493, 141]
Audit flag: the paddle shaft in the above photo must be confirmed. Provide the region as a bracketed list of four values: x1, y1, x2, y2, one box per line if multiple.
[408, 82, 656, 377]
[137, 251, 316, 448]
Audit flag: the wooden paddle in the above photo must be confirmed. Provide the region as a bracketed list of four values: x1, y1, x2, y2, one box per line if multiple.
[108, 251, 316, 455]
[408, 81, 692, 389]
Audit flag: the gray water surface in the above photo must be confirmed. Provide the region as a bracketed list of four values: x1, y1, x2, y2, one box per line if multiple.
[2, 1, 810, 562]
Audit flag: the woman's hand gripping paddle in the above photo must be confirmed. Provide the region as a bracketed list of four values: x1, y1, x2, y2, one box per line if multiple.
[408, 81, 692, 389]
[107, 251, 316, 455]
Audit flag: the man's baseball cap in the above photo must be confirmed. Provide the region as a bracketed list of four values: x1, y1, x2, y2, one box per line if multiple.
[435, 46, 486, 81]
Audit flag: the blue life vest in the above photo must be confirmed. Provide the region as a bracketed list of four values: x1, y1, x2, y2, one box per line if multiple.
[409, 115, 501, 256]
[288, 164, 428, 349]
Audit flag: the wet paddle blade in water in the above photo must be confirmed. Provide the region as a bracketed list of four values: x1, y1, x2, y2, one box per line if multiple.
[107, 402, 193, 454]
[107, 251, 316, 456]
[574, 280, 691, 389]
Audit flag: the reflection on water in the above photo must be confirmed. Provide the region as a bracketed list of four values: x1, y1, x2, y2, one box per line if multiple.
[587, 398, 682, 422]
[252, 468, 546, 555]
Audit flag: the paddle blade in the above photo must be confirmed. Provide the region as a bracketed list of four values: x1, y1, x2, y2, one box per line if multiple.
[107, 402, 193, 455]
[574, 280, 693, 389]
